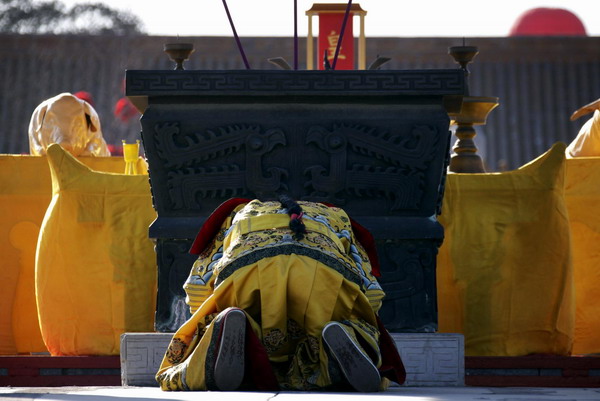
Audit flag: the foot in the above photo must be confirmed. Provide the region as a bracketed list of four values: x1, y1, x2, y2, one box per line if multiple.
[322, 322, 381, 392]
[214, 308, 246, 391]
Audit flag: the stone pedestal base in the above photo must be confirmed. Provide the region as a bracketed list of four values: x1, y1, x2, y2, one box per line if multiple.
[120, 333, 172, 386]
[391, 333, 464, 386]
[120, 332, 464, 387]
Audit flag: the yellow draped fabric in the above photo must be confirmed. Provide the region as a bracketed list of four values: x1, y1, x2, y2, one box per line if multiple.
[157, 200, 386, 391]
[566, 110, 600, 157]
[437, 143, 574, 356]
[565, 157, 600, 354]
[35, 144, 156, 355]
[0, 151, 147, 355]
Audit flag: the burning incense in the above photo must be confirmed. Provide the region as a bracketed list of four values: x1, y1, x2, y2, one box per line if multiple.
[294, 0, 298, 70]
[332, 0, 352, 70]
[222, 0, 251, 69]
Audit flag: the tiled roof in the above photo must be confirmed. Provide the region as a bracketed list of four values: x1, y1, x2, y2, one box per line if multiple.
[0, 34, 597, 170]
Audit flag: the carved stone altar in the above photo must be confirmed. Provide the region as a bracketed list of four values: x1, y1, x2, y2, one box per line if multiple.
[126, 69, 464, 333]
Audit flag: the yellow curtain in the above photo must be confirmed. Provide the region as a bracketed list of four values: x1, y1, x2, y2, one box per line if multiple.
[565, 157, 600, 354]
[0, 152, 147, 355]
[437, 143, 574, 356]
[34, 144, 156, 355]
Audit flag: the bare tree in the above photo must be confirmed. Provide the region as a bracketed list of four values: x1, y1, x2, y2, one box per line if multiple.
[0, 0, 144, 35]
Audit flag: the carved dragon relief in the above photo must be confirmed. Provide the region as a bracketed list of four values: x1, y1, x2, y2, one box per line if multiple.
[305, 123, 440, 210]
[153, 122, 287, 210]
[304, 127, 348, 204]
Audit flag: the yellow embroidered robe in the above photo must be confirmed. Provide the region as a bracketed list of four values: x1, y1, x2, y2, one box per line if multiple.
[156, 200, 386, 390]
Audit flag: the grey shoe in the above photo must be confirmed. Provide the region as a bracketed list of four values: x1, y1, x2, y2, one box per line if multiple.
[322, 322, 381, 392]
[214, 309, 246, 391]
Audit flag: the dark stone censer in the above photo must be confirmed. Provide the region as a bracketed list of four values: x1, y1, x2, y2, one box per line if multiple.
[126, 63, 465, 333]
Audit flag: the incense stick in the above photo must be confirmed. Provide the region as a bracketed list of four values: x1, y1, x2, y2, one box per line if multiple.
[332, 0, 352, 70]
[294, 0, 298, 70]
[222, 0, 251, 70]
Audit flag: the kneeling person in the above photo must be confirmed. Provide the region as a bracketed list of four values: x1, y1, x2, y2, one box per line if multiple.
[156, 197, 405, 391]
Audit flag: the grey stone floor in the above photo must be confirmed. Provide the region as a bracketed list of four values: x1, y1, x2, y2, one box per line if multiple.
[1, 387, 600, 401]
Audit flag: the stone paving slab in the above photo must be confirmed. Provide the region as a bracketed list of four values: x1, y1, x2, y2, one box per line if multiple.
[1, 387, 600, 401]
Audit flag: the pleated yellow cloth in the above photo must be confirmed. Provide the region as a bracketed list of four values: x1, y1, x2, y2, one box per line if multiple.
[0, 151, 147, 355]
[35, 144, 156, 355]
[565, 156, 600, 354]
[157, 200, 386, 390]
[437, 143, 574, 356]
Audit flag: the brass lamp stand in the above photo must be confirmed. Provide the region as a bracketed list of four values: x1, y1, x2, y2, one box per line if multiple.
[448, 45, 499, 173]
[164, 42, 195, 70]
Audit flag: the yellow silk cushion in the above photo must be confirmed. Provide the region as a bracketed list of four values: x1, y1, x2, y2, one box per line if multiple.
[565, 156, 600, 354]
[0, 152, 147, 355]
[35, 144, 157, 355]
[437, 142, 574, 356]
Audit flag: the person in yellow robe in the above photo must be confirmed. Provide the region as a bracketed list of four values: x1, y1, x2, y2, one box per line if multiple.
[156, 196, 405, 392]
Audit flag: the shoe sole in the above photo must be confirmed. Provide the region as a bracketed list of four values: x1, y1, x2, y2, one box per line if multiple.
[322, 322, 381, 392]
[214, 309, 246, 391]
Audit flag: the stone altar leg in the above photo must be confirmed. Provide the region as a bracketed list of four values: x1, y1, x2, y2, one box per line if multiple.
[377, 239, 441, 332]
[154, 239, 195, 332]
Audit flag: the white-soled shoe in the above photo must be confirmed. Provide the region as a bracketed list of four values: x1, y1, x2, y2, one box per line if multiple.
[322, 322, 381, 392]
[214, 309, 246, 391]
